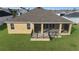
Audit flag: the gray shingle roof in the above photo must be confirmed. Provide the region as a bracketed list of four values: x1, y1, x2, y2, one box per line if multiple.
[0, 10, 12, 17]
[5, 7, 72, 23]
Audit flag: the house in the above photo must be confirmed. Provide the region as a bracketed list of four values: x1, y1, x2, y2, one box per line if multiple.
[55, 10, 74, 16]
[0, 10, 12, 25]
[5, 7, 72, 41]
[63, 11, 79, 24]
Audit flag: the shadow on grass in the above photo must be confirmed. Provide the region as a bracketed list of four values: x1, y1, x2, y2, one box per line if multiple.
[0, 23, 7, 31]
[70, 43, 77, 47]
[71, 26, 77, 34]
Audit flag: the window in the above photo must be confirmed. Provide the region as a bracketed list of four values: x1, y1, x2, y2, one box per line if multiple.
[27, 23, 30, 29]
[52, 24, 55, 28]
[61, 24, 69, 33]
[10, 23, 14, 30]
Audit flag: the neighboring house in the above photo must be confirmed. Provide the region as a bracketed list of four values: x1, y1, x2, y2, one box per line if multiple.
[63, 12, 79, 24]
[7, 8, 30, 16]
[55, 10, 74, 16]
[0, 10, 12, 25]
[5, 7, 72, 41]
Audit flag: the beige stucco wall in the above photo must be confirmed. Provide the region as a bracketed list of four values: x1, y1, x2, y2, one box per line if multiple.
[7, 23, 33, 34]
[7, 23, 72, 35]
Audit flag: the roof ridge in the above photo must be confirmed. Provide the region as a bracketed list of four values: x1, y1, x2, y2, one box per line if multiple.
[5, 7, 72, 23]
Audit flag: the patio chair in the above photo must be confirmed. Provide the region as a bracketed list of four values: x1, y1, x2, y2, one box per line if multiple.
[43, 33, 49, 38]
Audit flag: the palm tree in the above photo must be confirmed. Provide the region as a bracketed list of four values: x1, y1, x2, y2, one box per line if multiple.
[8, 8, 18, 18]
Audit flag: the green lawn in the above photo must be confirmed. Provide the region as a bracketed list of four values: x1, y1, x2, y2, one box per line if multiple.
[0, 24, 79, 51]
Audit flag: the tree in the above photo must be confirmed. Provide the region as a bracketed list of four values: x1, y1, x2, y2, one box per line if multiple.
[72, 8, 77, 11]
[8, 8, 18, 18]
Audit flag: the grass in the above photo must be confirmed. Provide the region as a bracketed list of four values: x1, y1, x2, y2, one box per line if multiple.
[0, 24, 79, 51]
